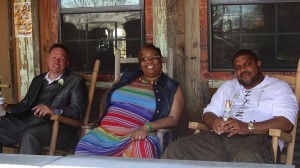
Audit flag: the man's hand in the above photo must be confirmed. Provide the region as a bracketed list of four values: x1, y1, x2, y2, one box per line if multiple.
[212, 117, 226, 134]
[222, 118, 249, 137]
[32, 105, 55, 117]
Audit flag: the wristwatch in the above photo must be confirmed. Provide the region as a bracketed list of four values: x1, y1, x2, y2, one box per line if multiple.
[54, 108, 63, 115]
[248, 122, 254, 134]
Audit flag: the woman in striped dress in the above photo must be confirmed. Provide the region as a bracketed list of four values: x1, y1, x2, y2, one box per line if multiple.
[75, 44, 184, 158]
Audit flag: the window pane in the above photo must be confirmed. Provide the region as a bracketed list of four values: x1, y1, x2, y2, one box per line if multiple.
[61, 0, 140, 8]
[61, 11, 141, 73]
[212, 5, 241, 34]
[241, 35, 275, 69]
[278, 3, 300, 33]
[212, 35, 240, 69]
[277, 35, 300, 67]
[241, 4, 275, 33]
[209, 1, 300, 71]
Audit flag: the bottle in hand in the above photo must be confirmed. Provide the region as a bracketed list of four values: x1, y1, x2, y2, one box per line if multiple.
[223, 100, 231, 121]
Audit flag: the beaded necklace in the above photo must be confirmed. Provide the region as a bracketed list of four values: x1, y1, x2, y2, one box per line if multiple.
[138, 77, 154, 84]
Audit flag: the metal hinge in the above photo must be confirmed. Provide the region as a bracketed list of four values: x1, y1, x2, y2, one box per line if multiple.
[0, 84, 10, 88]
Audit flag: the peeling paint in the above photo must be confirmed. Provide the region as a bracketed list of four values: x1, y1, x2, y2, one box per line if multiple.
[14, 0, 35, 99]
[153, 0, 168, 74]
[19, 37, 35, 98]
[153, 0, 167, 57]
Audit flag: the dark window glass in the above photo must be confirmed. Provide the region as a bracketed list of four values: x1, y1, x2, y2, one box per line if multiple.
[59, 0, 143, 73]
[209, 1, 300, 71]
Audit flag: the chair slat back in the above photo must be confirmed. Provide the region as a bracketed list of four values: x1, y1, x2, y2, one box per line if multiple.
[77, 60, 100, 125]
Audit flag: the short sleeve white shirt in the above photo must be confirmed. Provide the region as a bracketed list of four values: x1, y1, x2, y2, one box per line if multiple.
[203, 76, 298, 149]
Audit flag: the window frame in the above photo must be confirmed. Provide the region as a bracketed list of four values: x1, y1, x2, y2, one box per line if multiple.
[208, 0, 300, 71]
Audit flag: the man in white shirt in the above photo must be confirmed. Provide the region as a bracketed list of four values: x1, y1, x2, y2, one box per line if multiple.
[163, 49, 298, 163]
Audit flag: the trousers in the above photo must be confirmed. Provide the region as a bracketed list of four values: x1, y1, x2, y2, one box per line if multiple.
[0, 115, 52, 154]
[163, 131, 274, 163]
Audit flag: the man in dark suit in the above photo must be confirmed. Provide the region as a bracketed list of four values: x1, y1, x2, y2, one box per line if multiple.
[0, 43, 87, 154]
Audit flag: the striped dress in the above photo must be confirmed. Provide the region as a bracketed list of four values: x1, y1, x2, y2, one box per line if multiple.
[75, 80, 161, 158]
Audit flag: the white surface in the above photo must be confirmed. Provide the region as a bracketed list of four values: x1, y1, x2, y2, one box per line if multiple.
[0, 154, 295, 168]
[0, 154, 62, 168]
[44, 155, 294, 168]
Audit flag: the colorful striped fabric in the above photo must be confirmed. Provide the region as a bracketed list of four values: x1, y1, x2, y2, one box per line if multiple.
[75, 81, 161, 158]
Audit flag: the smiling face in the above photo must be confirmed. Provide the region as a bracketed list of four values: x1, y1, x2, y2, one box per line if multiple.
[139, 46, 162, 81]
[46, 47, 69, 79]
[233, 54, 264, 89]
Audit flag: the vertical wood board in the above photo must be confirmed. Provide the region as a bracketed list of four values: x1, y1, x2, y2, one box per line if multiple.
[153, 0, 168, 57]
[39, 0, 52, 73]
[13, 0, 38, 99]
[184, 0, 202, 122]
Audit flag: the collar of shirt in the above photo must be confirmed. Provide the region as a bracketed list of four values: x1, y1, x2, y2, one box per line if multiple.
[44, 72, 64, 84]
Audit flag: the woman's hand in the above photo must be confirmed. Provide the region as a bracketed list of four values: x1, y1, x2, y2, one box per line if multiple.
[131, 125, 148, 141]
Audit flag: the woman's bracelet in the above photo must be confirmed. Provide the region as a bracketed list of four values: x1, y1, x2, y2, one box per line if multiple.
[144, 122, 153, 133]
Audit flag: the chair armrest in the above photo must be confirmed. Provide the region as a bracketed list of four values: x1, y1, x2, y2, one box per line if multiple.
[188, 122, 210, 131]
[157, 128, 174, 154]
[81, 125, 93, 129]
[269, 129, 292, 143]
[157, 128, 173, 133]
[79, 124, 94, 137]
[50, 115, 82, 128]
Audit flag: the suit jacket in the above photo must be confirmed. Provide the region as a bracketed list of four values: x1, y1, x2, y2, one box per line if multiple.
[9, 69, 88, 149]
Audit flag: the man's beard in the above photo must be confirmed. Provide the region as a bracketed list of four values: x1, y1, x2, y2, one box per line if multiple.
[238, 71, 261, 88]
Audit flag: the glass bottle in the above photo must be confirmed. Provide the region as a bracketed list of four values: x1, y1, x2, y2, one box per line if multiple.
[223, 100, 231, 121]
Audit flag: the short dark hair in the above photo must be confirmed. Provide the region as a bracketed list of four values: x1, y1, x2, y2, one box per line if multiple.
[232, 49, 259, 65]
[48, 43, 69, 57]
[138, 44, 162, 59]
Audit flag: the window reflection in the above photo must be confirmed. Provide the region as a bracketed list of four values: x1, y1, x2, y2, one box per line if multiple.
[212, 5, 241, 33]
[210, 1, 300, 71]
[61, 11, 141, 73]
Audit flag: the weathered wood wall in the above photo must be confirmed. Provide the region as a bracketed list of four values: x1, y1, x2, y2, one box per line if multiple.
[152, 0, 167, 57]
[12, 0, 40, 100]
[165, 0, 187, 137]
[153, 0, 209, 137]
[183, 0, 208, 134]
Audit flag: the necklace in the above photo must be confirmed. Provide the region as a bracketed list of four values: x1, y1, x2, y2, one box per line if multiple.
[138, 77, 154, 84]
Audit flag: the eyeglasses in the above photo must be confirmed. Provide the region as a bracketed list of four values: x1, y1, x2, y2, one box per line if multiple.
[140, 55, 161, 62]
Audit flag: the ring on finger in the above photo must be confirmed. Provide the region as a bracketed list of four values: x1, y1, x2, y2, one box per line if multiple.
[138, 136, 142, 139]
[232, 127, 235, 131]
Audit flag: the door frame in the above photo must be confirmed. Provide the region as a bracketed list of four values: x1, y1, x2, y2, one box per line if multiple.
[0, 0, 15, 103]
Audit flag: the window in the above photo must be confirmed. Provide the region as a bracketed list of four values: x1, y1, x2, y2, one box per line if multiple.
[208, 0, 300, 71]
[59, 0, 143, 73]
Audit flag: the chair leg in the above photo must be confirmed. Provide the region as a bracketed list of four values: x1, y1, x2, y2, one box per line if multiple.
[49, 121, 59, 155]
[271, 137, 279, 163]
